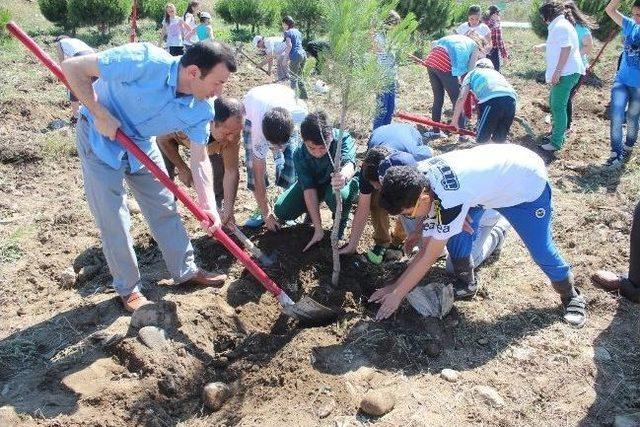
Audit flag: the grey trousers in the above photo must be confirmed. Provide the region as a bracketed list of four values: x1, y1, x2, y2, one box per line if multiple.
[76, 117, 198, 296]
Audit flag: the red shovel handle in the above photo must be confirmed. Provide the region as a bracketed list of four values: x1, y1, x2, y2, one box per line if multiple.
[396, 111, 477, 137]
[5, 21, 284, 298]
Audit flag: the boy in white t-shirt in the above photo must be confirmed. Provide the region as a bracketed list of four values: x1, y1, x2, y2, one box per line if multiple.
[371, 144, 587, 328]
[55, 35, 95, 123]
[455, 5, 492, 49]
[253, 35, 288, 81]
[242, 84, 308, 230]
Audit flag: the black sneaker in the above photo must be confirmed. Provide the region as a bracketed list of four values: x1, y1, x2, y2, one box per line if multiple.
[562, 290, 587, 328]
[453, 279, 478, 300]
[622, 146, 634, 162]
[605, 152, 622, 169]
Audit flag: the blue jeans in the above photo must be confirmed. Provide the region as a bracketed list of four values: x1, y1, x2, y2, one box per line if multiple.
[373, 84, 396, 130]
[610, 81, 640, 156]
[495, 184, 571, 282]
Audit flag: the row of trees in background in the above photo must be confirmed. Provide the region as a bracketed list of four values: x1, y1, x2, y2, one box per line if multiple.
[38, 0, 188, 34]
[530, 0, 635, 41]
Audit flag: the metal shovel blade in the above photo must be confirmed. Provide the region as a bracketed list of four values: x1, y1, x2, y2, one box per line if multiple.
[278, 292, 340, 326]
[291, 296, 340, 326]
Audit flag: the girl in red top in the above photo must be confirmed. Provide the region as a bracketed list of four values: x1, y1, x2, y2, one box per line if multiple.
[484, 5, 509, 71]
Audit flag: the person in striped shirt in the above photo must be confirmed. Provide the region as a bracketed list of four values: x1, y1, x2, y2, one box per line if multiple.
[484, 5, 509, 71]
[423, 34, 487, 140]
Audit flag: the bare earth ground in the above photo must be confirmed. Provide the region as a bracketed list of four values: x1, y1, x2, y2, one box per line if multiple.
[1, 4, 640, 427]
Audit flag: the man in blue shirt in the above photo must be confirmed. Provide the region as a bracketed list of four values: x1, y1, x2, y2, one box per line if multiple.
[339, 122, 432, 263]
[62, 41, 237, 312]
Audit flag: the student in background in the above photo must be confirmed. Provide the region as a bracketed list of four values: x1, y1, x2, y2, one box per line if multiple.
[54, 35, 95, 123]
[182, 1, 201, 51]
[196, 12, 214, 42]
[160, 3, 192, 56]
[456, 5, 492, 50]
[483, 5, 509, 71]
[282, 15, 309, 100]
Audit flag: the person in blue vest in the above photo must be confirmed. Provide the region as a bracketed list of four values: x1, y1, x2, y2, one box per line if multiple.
[451, 58, 518, 143]
[61, 41, 237, 312]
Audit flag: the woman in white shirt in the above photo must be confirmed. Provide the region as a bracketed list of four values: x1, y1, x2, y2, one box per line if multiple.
[159, 3, 192, 56]
[455, 5, 492, 50]
[182, 1, 201, 51]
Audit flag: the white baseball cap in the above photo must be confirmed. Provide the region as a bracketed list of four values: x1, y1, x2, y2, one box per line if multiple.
[199, 11, 211, 20]
[475, 58, 494, 69]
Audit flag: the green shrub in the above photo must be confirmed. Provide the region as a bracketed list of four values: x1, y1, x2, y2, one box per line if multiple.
[0, 7, 11, 38]
[139, 0, 188, 25]
[396, 0, 454, 37]
[530, 0, 634, 42]
[283, 0, 328, 39]
[68, 0, 132, 33]
[38, 0, 71, 29]
[216, 0, 280, 33]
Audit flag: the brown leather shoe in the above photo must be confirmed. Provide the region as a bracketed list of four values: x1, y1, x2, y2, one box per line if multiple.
[180, 269, 226, 288]
[591, 270, 623, 293]
[120, 292, 151, 313]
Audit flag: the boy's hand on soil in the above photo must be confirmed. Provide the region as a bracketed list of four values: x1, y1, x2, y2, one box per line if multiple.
[369, 284, 395, 303]
[200, 209, 221, 236]
[264, 213, 281, 232]
[94, 110, 121, 140]
[374, 291, 403, 320]
[331, 172, 347, 190]
[303, 227, 324, 252]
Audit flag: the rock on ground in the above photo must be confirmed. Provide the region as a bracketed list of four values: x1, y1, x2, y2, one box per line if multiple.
[60, 267, 76, 288]
[474, 385, 505, 408]
[203, 382, 231, 411]
[137, 326, 167, 350]
[360, 389, 395, 417]
[316, 399, 336, 418]
[441, 369, 460, 383]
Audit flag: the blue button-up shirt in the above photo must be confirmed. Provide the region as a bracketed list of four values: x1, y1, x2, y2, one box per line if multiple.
[80, 43, 214, 172]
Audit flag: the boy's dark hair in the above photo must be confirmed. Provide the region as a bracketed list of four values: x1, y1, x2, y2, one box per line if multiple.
[362, 146, 392, 183]
[262, 107, 294, 145]
[300, 110, 333, 146]
[379, 166, 428, 215]
[282, 15, 296, 28]
[468, 5, 482, 15]
[180, 41, 237, 77]
[213, 97, 244, 123]
[184, 1, 200, 19]
[539, 0, 565, 23]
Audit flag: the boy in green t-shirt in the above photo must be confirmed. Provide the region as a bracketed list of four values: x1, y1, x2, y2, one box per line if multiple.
[274, 111, 359, 251]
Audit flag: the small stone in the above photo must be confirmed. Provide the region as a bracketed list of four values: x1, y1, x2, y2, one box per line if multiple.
[474, 385, 505, 408]
[316, 399, 336, 418]
[16, 308, 25, 316]
[477, 338, 488, 346]
[512, 347, 534, 361]
[440, 369, 460, 383]
[48, 119, 67, 130]
[202, 382, 231, 411]
[614, 412, 640, 427]
[360, 390, 395, 417]
[138, 326, 167, 350]
[78, 264, 100, 282]
[60, 267, 76, 288]
[594, 346, 612, 362]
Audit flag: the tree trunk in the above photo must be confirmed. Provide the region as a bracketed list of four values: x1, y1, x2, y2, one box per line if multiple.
[331, 86, 350, 286]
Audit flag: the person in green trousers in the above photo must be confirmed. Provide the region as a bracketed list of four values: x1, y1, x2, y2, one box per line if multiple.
[534, 0, 586, 151]
[274, 110, 359, 252]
